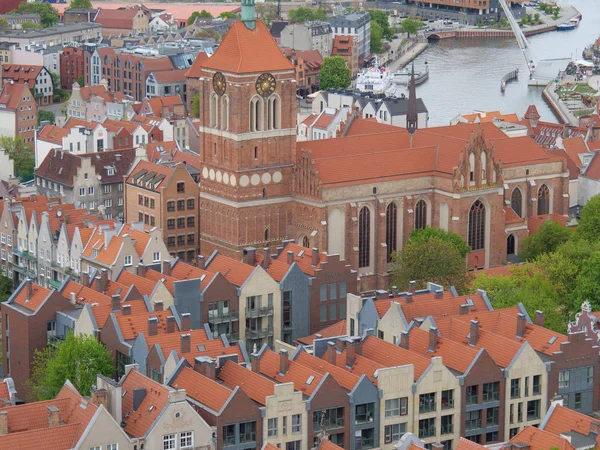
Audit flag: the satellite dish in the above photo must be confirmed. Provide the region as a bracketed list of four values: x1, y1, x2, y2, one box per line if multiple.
[97, 175, 102, 180]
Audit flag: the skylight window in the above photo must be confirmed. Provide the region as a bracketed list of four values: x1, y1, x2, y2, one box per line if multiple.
[306, 376, 315, 385]
[197, 345, 206, 351]
[548, 336, 557, 345]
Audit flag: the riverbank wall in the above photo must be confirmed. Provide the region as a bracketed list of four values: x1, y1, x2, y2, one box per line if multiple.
[542, 83, 579, 125]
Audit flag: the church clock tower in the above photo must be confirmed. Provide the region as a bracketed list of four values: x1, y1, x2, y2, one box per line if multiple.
[196, 0, 298, 257]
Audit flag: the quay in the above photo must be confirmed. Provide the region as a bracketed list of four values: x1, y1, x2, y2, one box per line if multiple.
[501, 68, 519, 92]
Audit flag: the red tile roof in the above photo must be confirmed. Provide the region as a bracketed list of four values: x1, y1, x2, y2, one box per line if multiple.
[360, 336, 431, 380]
[38, 125, 70, 145]
[95, 5, 145, 29]
[455, 438, 488, 450]
[185, 52, 209, 78]
[259, 349, 324, 396]
[144, 269, 177, 295]
[563, 137, 588, 169]
[151, 70, 187, 84]
[276, 243, 327, 276]
[543, 405, 600, 446]
[0, 82, 30, 111]
[170, 261, 217, 288]
[218, 360, 275, 405]
[584, 152, 600, 180]
[296, 319, 347, 346]
[11, 282, 51, 312]
[511, 425, 575, 450]
[320, 440, 345, 450]
[328, 351, 383, 384]
[125, 160, 174, 192]
[207, 254, 255, 287]
[201, 21, 294, 74]
[1, 64, 43, 89]
[170, 366, 231, 412]
[253, 253, 291, 282]
[293, 351, 360, 391]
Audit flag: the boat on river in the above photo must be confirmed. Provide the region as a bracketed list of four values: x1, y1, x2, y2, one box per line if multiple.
[557, 18, 579, 31]
[356, 66, 394, 94]
[393, 65, 429, 86]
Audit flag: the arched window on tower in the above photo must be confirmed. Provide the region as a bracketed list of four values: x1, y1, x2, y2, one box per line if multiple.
[302, 235, 310, 248]
[267, 95, 281, 130]
[210, 93, 218, 128]
[468, 200, 486, 251]
[511, 188, 523, 218]
[358, 206, 370, 268]
[220, 96, 229, 131]
[469, 152, 475, 183]
[414, 200, 427, 230]
[538, 185, 550, 215]
[264, 226, 270, 242]
[481, 151, 487, 183]
[250, 96, 264, 132]
[385, 203, 398, 262]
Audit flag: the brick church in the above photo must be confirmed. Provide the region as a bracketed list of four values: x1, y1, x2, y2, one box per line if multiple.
[189, 0, 570, 291]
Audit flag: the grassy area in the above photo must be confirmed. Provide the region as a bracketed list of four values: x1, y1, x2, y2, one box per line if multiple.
[574, 109, 594, 118]
[574, 83, 598, 94]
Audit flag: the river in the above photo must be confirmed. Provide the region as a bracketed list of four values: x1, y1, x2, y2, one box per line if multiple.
[407, 0, 600, 126]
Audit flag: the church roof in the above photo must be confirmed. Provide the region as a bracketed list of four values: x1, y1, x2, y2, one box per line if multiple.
[201, 20, 294, 74]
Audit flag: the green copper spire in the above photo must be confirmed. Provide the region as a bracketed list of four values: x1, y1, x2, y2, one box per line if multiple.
[241, 0, 256, 30]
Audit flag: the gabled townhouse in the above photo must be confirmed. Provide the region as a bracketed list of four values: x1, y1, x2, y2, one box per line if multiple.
[69, 225, 105, 280]
[1, 63, 53, 105]
[0, 380, 133, 449]
[0, 80, 37, 144]
[124, 160, 200, 261]
[0, 377, 17, 406]
[218, 359, 309, 450]
[508, 425, 577, 450]
[139, 95, 189, 149]
[256, 347, 351, 449]
[131, 114, 175, 142]
[207, 251, 282, 354]
[96, 365, 215, 449]
[276, 243, 357, 335]
[115, 266, 174, 308]
[296, 319, 347, 347]
[539, 397, 600, 448]
[1, 280, 73, 398]
[146, 71, 188, 102]
[167, 359, 264, 450]
[94, 5, 151, 38]
[298, 107, 349, 141]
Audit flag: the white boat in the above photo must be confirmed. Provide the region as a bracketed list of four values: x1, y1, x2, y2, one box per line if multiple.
[393, 66, 429, 86]
[356, 66, 394, 94]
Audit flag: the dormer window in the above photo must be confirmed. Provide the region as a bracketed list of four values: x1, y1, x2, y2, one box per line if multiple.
[107, 167, 115, 176]
[92, 249, 99, 258]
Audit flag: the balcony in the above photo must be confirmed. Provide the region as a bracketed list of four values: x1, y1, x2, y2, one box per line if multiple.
[49, 279, 62, 289]
[419, 401, 436, 414]
[208, 310, 239, 324]
[226, 332, 239, 342]
[441, 399, 454, 410]
[13, 263, 36, 278]
[13, 248, 35, 260]
[245, 305, 273, 318]
[360, 437, 374, 449]
[441, 424, 454, 435]
[282, 322, 293, 332]
[419, 426, 436, 439]
[314, 417, 344, 431]
[246, 327, 274, 339]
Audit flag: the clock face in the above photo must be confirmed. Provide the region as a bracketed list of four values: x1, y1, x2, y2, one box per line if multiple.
[213, 72, 226, 96]
[256, 73, 276, 97]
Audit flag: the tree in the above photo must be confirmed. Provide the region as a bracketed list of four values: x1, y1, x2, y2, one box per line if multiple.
[520, 220, 571, 261]
[21, 21, 43, 31]
[391, 237, 470, 293]
[0, 275, 12, 303]
[368, 10, 393, 40]
[0, 136, 35, 182]
[319, 56, 351, 91]
[192, 92, 200, 118]
[573, 251, 600, 310]
[27, 333, 114, 401]
[38, 110, 56, 126]
[15, 2, 59, 28]
[219, 11, 239, 19]
[409, 227, 471, 258]
[287, 7, 326, 23]
[370, 21, 383, 54]
[69, 0, 93, 9]
[76, 75, 85, 87]
[188, 10, 213, 25]
[0, 16, 9, 30]
[400, 17, 423, 37]
[577, 194, 600, 242]
[256, 2, 278, 23]
[552, 6, 560, 20]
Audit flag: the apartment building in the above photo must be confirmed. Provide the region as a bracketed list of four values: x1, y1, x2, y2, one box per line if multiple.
[94, 5, 151, 38]
[327, 12, 371, 62]
[59, 46, 88, 90]
[1, 63, 53, 105]
[124, 160, 200, 262]
[280, 21, 332, 59]
[332, 35, 359, 78]
[0, 81, 37, 143]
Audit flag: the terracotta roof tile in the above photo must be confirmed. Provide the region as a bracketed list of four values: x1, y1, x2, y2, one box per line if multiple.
[1, 64, 43, 89]
[275, 243, 327, 276]
[327, 351, 383, 384]
[170, 261, 217, 288]
[511, 425, 575, 450]
[297, 319, 347, 345]
[563, 137, 588, 169]
[125, 160, 174, 192]
[360, 336, 431, 380]
[113, 303, 176, 341]
[95, 5, 145, 29]
[251, 253, 290, 282]
[0, 424, 80, 450]
[171, 366, 232, 412]
[218, 360, 275, 405]
[0, 82, 29, 111]
[11, 282, 51, 312]
[455, 437, 488, 450]
[0, 379, 11, 403]
[206, 254, 255, 287]
[201, 21, 294, 74]
[544, 405, 600, 445]
[260, 349, 324, 396]
[320, 440, 345, 450]
[584, 152, 600, 180]
[185, 52, 209, 78]
[293, 351, 359, 391]
[144, 269, 177, 295]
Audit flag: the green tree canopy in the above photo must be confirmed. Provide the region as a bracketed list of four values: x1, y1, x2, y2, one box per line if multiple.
[256, 3, 278, 23]
[521, 220, 572, 261]
[577, 194, 600, 242]
[319, 56, 351, 91]
[38, 110, 56, 126]
[69, 0, 93, 9]
[368, 10, 393, 40]
[0, 136, 34, 182]
[21, 21, 43, 30]
[409, 227, 471, 258]
[288, 7, 327, 23]
[27, 333, 114, 401]
[0, 16, 9, 30]
[400, 17, 423, 37]
[391, 236, 469, 293]
[370, 21, 383, 54]
[0, 275, 12, 303]
[188, 10, 213, 25]
[76, 75, 85, 87]
[573, 251, 600, 310]
[192, 92, 200, 118]
[15, 2, 59, 28]
[219, 11, 239, 19]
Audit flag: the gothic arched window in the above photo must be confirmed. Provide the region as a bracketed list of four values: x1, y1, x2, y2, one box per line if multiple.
[220, 96, 229, 131]
[468, 200, 486, 251]
[267, 95, 281, 130]
[511, 188, 522, 218]
[249, 96, 264, 132]
[385, 203, 398, 262]
[414, 200, 427, 230]
[507, 234, 516, 256]
[358, 206, 370, 268]
[538, 185, 550, 215]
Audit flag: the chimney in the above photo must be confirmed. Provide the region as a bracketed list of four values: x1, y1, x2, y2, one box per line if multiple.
[47, 405, 60, 428]
[287, 251, 294, 264]
[516, 313, 526, 338]
[136, 264, 147, 277]
[81, 272, 90, 286]
[243, 247, 256, 265]
[194, 356, 216, 380]
[111, 294, 120, 311]
[405, 293, 413, 304]
[147, 317, 159, 336]
[162, 260, 171, 276]
[535, 310, 545, 327]
[132, 388, 146, 411]
[408, 281, 416, 294]
[400, 331, 409, 349]
[312, 248, 319, 266]
[435, 289, 443, 299]
[153, 300, 164, 311]
[122, 304, 131, 316]
[166, 315, 175, 333]
[459, 304, 469, 315]
[26, 278, 32, 300]
[0, 411, 6, 436]
[180, 313, 191, 331]
[197, 255, 205, 269]
[69, 291, 77, 305]
[251, 352, 261, 373]
[346, 341, 356, 367]
[470, 320, 479, 346]
[428, 327, 438, 351]
[100, 269, 108, 292]
[590, 421, 600, 434]
[180, 333, 191, 353]
[91, 388, 108, 409]
[262, 248, 271, 268]
[326, 341, 337, 365]
[279, 349, 289, 374]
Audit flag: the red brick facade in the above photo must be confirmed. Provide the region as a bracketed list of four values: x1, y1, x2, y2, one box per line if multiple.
[60, 47, 86, 90]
